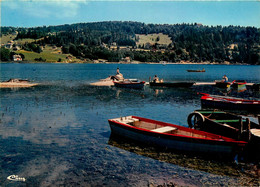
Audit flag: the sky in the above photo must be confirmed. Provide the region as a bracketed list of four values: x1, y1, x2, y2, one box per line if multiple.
[1, 0, 260, 28]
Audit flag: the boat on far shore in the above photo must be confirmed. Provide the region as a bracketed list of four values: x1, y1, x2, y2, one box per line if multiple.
[187, 68, 205, 72]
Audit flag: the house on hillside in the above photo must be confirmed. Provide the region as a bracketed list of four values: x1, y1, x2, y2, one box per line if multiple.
[122, 57, 131, 63]
[119, 46, 131, 51]
[13, 55, 22, 62]
[12, 31, 18, 35]
[66, 55, 73, 63]
[5, 42, 13, 49]
[13, 45, 21, 51]
[109, 46, 118, 51]
[101, 43, 108, 48]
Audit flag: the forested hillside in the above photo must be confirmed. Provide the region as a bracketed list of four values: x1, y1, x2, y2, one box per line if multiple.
[1, 21, 259, 64]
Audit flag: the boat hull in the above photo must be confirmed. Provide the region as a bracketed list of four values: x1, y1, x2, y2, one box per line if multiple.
[114, 81, 145, 89]
[108, 116, 246, 156]
[187, 70, 205, 72]
[200, 94, 260, 112]
[215, 80, 247, 90]
[188, 110, 260, 140]
[149, 82, 194, 88]
[215, 81, 231, 88]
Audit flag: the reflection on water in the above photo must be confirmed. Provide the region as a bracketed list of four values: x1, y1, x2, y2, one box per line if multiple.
[108, 134, 260, 180]
[0, 63, 259, 186]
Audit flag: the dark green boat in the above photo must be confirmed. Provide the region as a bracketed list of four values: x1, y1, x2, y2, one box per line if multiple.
[187, 109, 260, 141]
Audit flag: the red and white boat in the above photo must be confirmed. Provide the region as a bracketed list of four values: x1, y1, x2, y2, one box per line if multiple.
[108, 116, 247, 156]
[200, 93, 260, 112]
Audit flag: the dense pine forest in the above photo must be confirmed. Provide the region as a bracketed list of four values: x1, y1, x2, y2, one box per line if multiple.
[1, 21, 259, 64]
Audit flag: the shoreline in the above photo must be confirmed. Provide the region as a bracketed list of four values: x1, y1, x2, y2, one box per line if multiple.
[0, 61, 256, 65]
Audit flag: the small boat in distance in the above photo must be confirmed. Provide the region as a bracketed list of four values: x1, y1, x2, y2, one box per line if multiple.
[149, 81, 194, 88]
[113, 80, 145, 89]
[187, 68, 205, 72]
[108, 116, 247, 156]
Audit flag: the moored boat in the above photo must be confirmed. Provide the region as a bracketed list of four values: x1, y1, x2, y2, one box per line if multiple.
[149, 81, 194, 88]
[215, 80, 231, 88]
[187, 69, 205, 72]
[200, 93, 260, 112]
[113, 80, 145, 89]
[108, 116, 247, 156]
[187, 109, 260, 141]
[231, 80, 247, 89]
[215, 80, 247, 89]
[90, 75, 139, 86]
[251, 83, 260, 91]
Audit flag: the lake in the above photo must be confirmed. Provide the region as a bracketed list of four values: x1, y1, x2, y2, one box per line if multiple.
[0, 63, 259, 186]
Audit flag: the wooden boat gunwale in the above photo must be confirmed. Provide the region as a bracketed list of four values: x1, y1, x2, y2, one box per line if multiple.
[108, 115, 247, 146]
[113, 81, 145, 85]
[200, 93, 260, 104]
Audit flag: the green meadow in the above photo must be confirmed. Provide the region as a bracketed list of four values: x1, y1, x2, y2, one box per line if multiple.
[18, 46, 70, 63]
[136, 33, 172, 46]
[0, 34, 17, 45]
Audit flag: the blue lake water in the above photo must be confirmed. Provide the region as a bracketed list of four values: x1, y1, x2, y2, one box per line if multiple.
[0, 63, 259, 186]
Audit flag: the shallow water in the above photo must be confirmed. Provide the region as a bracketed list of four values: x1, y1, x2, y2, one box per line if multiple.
[0, 63, 259, 186]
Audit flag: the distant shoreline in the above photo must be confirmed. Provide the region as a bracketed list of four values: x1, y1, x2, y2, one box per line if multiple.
[0, 61, 256, 65]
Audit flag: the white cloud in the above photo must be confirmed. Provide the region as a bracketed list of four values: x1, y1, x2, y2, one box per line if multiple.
[2, 0, 90, 19]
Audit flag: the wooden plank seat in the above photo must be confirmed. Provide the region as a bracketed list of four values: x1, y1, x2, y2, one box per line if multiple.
[250, 129, 260, 137]
[151, 126, 177, 133]
[213, 119, 246, 123]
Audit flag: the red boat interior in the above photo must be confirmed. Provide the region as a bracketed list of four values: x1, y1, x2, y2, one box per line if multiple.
[110, 116, 231, 140]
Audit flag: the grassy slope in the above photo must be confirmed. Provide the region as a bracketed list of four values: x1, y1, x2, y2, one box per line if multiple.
[0, 34, 17, 45]
[136, 33, 172, 46]
[1, 33, 172, 62]
[0, 35, 83, 62]
[18, 46, 77, 63]
[15, 38, 39, 45]
[1, 34, 43, 45]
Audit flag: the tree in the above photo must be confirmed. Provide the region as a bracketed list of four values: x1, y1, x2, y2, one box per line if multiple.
[0, 47, 10, 61]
